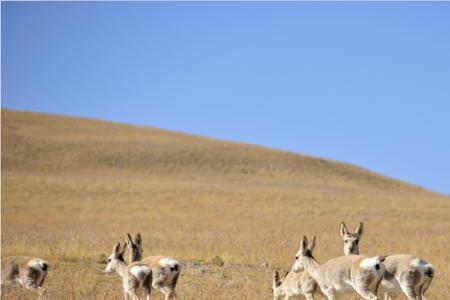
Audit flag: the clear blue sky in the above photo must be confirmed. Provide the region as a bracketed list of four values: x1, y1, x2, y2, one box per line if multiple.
[2, 2, 450, 195]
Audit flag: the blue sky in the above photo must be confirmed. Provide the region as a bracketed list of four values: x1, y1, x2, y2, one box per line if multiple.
[2, 2, 450, 195]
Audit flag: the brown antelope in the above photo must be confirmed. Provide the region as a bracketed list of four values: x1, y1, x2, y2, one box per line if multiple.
[293, 235, 386, 300]
[1, 256, 49, 298]
[104, 242, 153, 300]
[125, 233, 181, 300]
[340, 222, 435, 300]
[272, 268, 316, 300]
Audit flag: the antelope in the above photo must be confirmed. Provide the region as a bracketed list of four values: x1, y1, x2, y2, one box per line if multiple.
[340, 222, 435, 300]
[293, 235, 386, 300]
[125, 233, 181, 300]
[272, 268, 316, 300]
[1, 256, 49, 298]
[104, 242, 153, 300]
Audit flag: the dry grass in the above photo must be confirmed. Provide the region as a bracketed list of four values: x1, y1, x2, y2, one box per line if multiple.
[1, 109, 449, 299]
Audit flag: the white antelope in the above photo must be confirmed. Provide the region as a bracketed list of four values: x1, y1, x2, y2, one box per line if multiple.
[340, 222, 435, 300]
[293, 235, 386, 300]
[125, 233, 181, 300]
[1, 256, 49, 298]
[104, 242, 153, 300]
[272, 268, 317, 300]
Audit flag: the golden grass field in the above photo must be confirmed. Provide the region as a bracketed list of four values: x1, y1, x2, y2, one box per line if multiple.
[1, 109, 449, 299]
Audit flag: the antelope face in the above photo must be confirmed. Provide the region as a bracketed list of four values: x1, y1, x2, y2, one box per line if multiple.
[104, 253, 117, 274]
[104, 242, 125, 273]
[340, 222, 363, 255]
[342, 234, 360, 256]
[293, 250, 308, 273]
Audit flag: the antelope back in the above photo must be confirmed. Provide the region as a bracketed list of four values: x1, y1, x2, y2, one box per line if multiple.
[142, 256, 181, 286]
[384, 255, 434, 286]
[320, 255, 385, 288]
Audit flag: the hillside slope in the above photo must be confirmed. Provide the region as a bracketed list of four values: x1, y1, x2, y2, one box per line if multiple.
[1, 109, 427, 194]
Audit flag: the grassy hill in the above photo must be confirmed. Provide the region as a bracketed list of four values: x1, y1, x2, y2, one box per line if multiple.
[2, 109, 449, 300]
[1, 109, 428, 192]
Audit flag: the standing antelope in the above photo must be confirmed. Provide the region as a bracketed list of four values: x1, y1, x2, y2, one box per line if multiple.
[125, 233, 181, 300]
[272, 268, 316, 300]
[293, 235, 386, 300]
[340, 222, 435, 300]
[104, 242, 153, 300]
[1, 256, 49, 298]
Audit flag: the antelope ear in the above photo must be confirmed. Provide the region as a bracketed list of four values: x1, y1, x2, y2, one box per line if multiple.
[308, 235, 316, 252]
[355, 222, 364, 237]
[113, 242, 121, 256]
[125, 233, 133, 249]
[135, 233, 143, 249]
[340, 222, 348, 239]
[274, 270, 280, 279]
[120, 242, 127, 255]
[273, 270, 281, 286]
[300, 236, 308, 254]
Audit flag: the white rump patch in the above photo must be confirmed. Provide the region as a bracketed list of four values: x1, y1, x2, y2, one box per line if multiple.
[27, 259, 48, 272]
[411, 258, 429, 270]
[360, 257, 381, 269]
[130, 265, 151, 279]
[159, 258, 178, 268]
